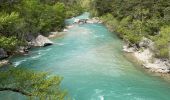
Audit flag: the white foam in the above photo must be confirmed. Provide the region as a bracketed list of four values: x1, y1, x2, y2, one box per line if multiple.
[94, 35, 104, 38]
[13, 59, 26, 67]
[99, 95, 104, 100]
[55, 43, 65, 46]
[31, 55, 42, 59]
[95, 89, 103, 94]
[34, 48, 52, 54]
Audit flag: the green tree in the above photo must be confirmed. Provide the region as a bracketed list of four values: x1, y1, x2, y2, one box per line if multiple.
[0, 68, 67, 99]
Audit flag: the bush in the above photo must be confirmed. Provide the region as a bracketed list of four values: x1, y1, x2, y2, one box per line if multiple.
[0, 12, 25, 37]
[154, 26, 170, 59]
[0, 68, 66, 99]
[65, 3, 84, 18]
[124, 32, 142, 44]
[18, 0, 66, 34]
[100, 14, 119, 34]
[101, 14, 142, 43]
[0, 36, 20, 51]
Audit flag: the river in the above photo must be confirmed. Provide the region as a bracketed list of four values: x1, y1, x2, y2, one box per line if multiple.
[1, 13, 170, 100]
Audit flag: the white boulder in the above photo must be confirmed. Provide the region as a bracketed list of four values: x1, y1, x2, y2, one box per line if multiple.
[30, 35, 53, 47]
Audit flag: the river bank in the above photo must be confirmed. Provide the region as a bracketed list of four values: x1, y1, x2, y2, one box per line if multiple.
[100, 19, 170, 74]
[0, 15, 102, 67]
[0, 32, 66, 67]
[123, 38, 170, 74]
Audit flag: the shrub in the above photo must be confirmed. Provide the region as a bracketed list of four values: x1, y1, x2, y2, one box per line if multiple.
[0, 12, 25, 37]
[0, 68, 66, 99]
[0, 36, 20, 51]
[154, 26, 170, 59]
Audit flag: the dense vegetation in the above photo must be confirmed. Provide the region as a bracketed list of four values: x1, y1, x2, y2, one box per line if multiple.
[89, 0, 170, 59]
[0, 0, 84, 51]
[0, 68, 66, 99]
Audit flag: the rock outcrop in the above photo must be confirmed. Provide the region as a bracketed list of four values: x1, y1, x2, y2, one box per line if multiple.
[123, 37, 170, 73]
[139, 37, 154, 49]
[0, 48, 8, 59]
[123, 44, 136, 53]
[134, 49, 170, 73]
[29, 35, 53, 47]
[16, 46, 29, 54]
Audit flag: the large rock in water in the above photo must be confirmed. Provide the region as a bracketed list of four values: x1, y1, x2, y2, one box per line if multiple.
[30, 35, 53, 47]
[0, 48, 8, 59]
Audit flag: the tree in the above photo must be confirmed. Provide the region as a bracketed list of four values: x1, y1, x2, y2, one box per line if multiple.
[0, 68, 67, 99]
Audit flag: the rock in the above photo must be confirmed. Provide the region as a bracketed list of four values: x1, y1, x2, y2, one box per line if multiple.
[86, 20, 94, 24]
[134, 49, 153, 63]
[0, 60, 9, 66]
[16, 46, 29, 54]
[139, 37, 155, 50]
[74, 19, 88, 24]
[48, 31, 58, 38]
[63, 29, 68, 32]
[66, 25, 74, 29]
[155, 69, 170, 73]
[134, 48, 170, 73]
[30, 35, 53, 47]
[74, 19, 80, 23]
[73, 18, 102, 24]
[86, 17, 103, 24]
[123, 43, 137, 53]
[125, 37, 170, 74]
[123, 45, 136, 53]
[0, 48, 8, 59]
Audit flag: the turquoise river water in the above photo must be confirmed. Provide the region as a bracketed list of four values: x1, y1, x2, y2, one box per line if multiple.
[1, 13, 170, 100]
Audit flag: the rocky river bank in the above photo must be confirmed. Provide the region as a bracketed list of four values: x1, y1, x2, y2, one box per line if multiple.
[123, 37, 170, 74]
[0, 17, 102, 67]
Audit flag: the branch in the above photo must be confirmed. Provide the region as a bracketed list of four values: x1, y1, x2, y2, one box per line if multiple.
[0, 88, 32, 96]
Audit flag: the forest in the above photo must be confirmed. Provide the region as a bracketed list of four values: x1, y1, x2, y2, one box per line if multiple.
[0, 0, 84, 52]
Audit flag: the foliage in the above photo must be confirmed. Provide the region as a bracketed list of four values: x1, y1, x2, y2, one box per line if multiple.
[100, 14, 142, 44]
[17, 0, 66, 34]
[0, 0, 84, 52]
[0, 0, 84, 35]
[0, 36, 20, 51]
[65, 0, 84, 18]
[154, 26, 170, 59]
[0, 68, 66, 99]
[100, 13, 119, 31]
[0, 12, 25, 37]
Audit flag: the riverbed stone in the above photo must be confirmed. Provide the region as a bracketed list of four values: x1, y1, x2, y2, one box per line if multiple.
[30, 35, 53, 47]
[0, 60, 9, 67]
[16, 46, 29, 54]
[139, 37, 156, 52]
